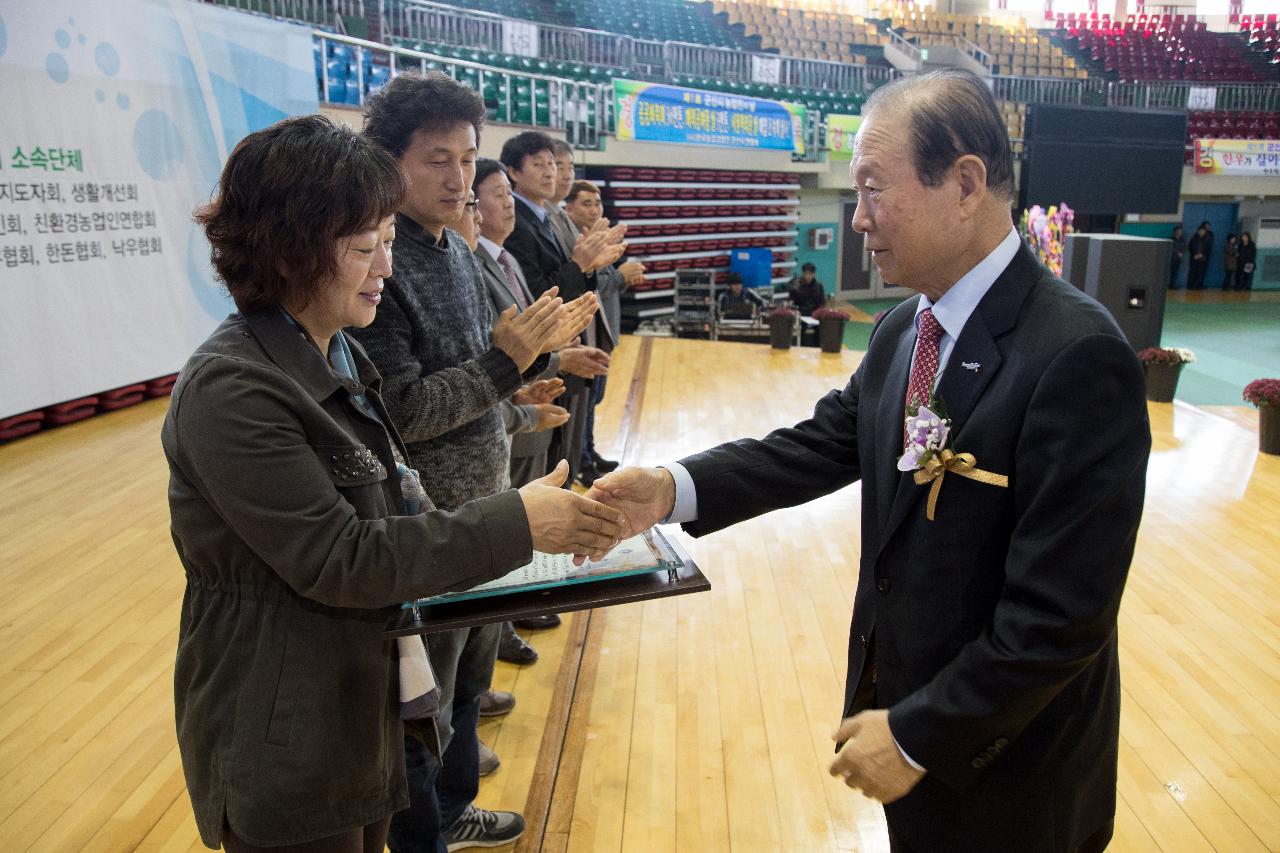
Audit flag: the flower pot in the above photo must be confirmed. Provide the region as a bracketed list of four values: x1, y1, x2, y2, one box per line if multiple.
[1143, 361, 1183, 403]
[818, 317, 846, 353]
[767, 315, 793, 350]
[1261, 405, 1280, 455]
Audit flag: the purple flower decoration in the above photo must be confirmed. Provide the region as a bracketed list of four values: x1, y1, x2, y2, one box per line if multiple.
[898, 405, 951, 472]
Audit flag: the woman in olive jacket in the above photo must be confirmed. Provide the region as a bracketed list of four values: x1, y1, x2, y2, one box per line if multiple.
[163, 116, 624, 852]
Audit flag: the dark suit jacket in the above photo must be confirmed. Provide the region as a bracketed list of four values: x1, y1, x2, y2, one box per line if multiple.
[507, 199, 615, 350]
[507, 197, 590, 301]
[678, 245, 1150, 852]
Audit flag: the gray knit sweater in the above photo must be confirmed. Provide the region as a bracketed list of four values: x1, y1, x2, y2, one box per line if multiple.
[350, 214, 524, 512]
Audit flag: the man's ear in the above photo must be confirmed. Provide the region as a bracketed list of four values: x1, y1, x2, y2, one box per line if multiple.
[954, 155, 988, 220]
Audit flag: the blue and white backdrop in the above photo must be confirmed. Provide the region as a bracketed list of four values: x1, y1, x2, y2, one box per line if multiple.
[0, 0, 317, 417]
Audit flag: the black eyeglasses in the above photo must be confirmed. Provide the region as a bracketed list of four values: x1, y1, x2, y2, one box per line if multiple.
[464, 201, 479, 209]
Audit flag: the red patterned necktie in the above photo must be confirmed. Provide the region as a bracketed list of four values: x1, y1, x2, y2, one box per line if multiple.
[497, 250, 530, 309]
[904, 308, 943, 447]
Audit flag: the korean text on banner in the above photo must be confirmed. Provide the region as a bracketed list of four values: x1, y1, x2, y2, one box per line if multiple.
[613, 79, 805, 154]
[1194, 138, 1280, 176]
[0, 0, 318, 418]
[826, 114, 862, 161]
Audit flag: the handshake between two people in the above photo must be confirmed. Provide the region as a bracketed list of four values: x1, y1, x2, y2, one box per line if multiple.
[514, 465, 676, 565]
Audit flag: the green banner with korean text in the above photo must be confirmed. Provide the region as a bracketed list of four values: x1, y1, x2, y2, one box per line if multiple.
[613, 79, 805, 154]
[825, 114, 862, 161]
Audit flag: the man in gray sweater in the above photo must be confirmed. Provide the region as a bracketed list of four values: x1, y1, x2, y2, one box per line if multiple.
[354, 72, 609, 853]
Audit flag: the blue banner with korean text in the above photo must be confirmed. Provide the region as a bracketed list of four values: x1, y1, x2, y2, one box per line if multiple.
[613, 79, 806, 154]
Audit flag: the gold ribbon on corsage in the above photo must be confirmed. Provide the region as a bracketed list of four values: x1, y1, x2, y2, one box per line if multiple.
[912, 449, 1009, 521]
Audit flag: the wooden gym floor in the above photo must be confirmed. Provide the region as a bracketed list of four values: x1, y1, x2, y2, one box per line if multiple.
[0, 334, 1277, 852]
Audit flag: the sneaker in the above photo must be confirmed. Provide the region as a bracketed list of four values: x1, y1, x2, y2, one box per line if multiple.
[477, 741, 500, 776]
[478, 689, 515, 717]
[444, 804, 525, 850]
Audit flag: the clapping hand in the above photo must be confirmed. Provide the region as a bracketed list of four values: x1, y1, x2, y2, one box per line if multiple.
[528, 403, 569, 432]
[512, 378, 565, 406]
[619, 260, 645, 287]
[571, 220, 628, 274]
[492, 288, 565, 372]
[558, 345, 609, 379]
[544, 292, 599, 352]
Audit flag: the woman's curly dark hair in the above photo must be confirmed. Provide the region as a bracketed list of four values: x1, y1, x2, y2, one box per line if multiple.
[195, 115, 407, 311]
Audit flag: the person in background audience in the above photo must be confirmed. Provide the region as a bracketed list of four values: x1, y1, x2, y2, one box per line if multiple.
[1236, 231, 1256, 292]
[450, 185, 555, 723]
[356, 73, 600, 853]
[718, 271, 766, 314]
[502, 130, 624, 489]
[1222, 233, 1238, 291]
[788, 262, 828, 316]
[563, 178, 646, 484]
[546, 139, 580, 254]
[1169, 225, 1186, 288]
[164, 115, 624, 853]
[1187, 220, 1212, 291]
[472, 156, 609, 662]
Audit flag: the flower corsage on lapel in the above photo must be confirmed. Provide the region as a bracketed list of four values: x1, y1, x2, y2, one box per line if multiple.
[898, 395, 1009, 522]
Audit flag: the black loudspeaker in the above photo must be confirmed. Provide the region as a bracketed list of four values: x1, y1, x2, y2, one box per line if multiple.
[1059, 234, 1170, 352]
[1020, 105, 1186, 215]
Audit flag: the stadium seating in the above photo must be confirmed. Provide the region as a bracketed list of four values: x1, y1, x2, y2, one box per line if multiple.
[559, 0, 755, 51]
[1240, 15, 1280, 68]
[712, 0, 887, 67]
[1056, 14, 1277, 83]
[451, 0, 571, 26]
[878, 3, 1082, 80]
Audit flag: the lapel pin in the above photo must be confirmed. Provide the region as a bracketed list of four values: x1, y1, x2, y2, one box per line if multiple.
[961, 361, 981, 373]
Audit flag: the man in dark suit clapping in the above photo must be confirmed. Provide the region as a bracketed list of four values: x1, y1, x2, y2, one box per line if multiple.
[587, 70, 1150, 853]
[501, 132, 624, 488]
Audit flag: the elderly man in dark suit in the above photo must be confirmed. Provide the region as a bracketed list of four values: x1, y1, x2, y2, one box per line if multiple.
[501, 131, 625, 487]
[588, 69, 1150, 853]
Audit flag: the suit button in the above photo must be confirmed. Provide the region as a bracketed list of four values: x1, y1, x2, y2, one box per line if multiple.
[859, 634, 868, 646]
[876, 578, 891, 593]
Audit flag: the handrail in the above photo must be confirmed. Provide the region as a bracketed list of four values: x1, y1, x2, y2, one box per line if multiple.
[204, 0, 366, 27]
[954, 35, 991, 72]
[1107, 80, 1280, 113]
[990, 74, 1097, 105]
[884, 27, 922, 62]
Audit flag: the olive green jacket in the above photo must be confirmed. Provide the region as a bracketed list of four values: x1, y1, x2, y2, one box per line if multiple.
[162, 307, 531, 848]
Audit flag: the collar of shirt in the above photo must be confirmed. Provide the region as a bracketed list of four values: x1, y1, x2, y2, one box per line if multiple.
[913, 227, 1021, 381]
[396, 211, 452, 252]
[513, 192, 548, 223]
[476, 235, 503, 263]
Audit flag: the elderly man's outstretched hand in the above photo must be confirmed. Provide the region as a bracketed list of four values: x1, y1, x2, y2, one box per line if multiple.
[584, 466, 676, 540]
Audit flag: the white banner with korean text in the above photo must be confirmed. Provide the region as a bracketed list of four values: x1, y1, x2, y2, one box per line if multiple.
[0, 0, 317, 417]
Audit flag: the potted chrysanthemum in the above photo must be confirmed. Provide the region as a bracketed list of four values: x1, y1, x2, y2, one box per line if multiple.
[812, 307, 851, 353]
[766, 307, 796, 350]
[1243, 378, 1280, 455]
[1136, 347, 1196, 403]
